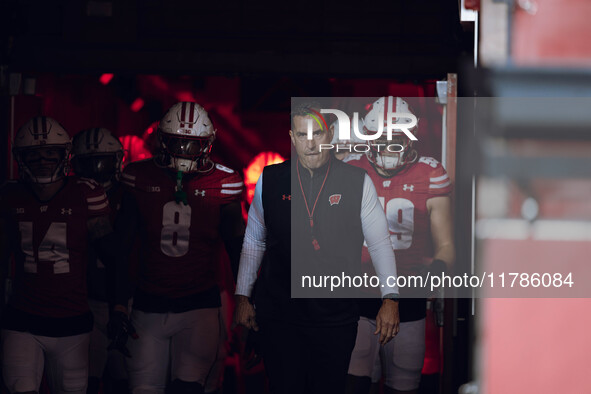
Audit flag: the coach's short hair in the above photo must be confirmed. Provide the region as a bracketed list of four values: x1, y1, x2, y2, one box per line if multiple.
[291, 101, 325, 130]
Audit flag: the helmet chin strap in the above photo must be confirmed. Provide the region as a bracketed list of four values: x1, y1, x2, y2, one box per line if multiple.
[24, 163, 66, 185]
[377, 154, 400, 170]
[195, 159, 214, 173]
[26, 172, 67, 202]
[172, 157, 195, 172]
[32, 175, 56, 184]
[372, 148, 418, 178]
[169, 154, 213, 174]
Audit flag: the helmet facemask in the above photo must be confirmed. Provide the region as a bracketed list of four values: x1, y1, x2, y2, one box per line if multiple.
[15, 145, 71, 184]
[158, 131, 214, 173]
[367, 134, 416, 176]
[71, 127, 124, 188]
[71, 152, 124, 185]
[13, 116, 72, 185]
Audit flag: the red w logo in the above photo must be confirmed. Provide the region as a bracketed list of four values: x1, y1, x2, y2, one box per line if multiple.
[329, 194, 342, 206]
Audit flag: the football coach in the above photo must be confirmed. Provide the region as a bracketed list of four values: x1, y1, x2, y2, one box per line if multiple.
[233, 102, 400, 394]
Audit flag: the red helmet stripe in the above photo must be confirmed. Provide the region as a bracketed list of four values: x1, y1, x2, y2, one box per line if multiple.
[188, 102, 195, 124]
[180, 101, 187, 128]
[181, 102, 187, 121]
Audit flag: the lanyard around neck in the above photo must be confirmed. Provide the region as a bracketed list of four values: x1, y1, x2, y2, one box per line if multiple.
[296, 157, 331, 229]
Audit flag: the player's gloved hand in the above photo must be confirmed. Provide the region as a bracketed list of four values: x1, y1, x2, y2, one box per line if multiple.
[420, 259, 447, 279]
[419, 259, 447, 297]
[107, 310, 138, 357]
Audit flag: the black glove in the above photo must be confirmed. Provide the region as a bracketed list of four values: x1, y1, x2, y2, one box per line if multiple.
[420, 259, 447, 279]
[107, 310, 138, 357]
[433, 297, 445, 327]
[419, 259, 447, 296]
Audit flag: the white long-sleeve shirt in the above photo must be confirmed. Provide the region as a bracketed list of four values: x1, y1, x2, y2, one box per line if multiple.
[235, 172, 399, 298]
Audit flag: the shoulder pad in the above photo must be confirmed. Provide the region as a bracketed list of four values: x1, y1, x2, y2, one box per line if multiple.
[343, 153, 363, 163]
[215, 163, 235, 174]
[76, 177, 101, 190]
[417, 156, 441, 169]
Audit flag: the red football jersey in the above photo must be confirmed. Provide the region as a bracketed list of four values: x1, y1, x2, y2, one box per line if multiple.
[349, 155, 452, 278]
[120, 159, 244, 298]
[0, 177, 110, 317]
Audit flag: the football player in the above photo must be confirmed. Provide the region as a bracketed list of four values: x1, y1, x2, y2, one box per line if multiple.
[114, 102, 245, 394]
[70, 127, 129, 394]
[346, 97, 455, 394]
[0, 117, 119, 394]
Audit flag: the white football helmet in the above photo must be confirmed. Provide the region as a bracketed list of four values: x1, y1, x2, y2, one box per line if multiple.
[157, 102, 216, 173]
[363, 96, 418, 173]
[13, 116, 71, 184]
[71, 127, 124, 187]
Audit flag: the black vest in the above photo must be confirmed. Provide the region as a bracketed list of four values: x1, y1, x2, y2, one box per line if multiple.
[255, 157, 366, 326]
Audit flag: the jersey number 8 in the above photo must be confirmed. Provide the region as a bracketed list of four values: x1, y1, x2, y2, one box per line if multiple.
[160, 201, 192, 257]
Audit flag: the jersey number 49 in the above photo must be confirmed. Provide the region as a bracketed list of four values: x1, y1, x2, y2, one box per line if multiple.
[379, 197, 415, 250]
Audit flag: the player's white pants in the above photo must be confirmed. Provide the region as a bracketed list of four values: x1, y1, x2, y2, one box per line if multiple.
[1, 330, 89, 394]
[126, 308, 222, 394]
[88, 299, 128, 381]
[348, 317, 426, 391]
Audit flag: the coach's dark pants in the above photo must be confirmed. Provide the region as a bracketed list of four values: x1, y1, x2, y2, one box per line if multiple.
[258, 318, 357, 394]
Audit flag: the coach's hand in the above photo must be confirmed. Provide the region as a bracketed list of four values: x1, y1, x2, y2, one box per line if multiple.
[375, 299, 400, 345]
[107, 307, 138, 357]
[233, 295, 259, 331]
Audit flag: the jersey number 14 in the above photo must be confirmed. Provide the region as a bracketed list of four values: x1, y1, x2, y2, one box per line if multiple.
[19, 222, 70, 274]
